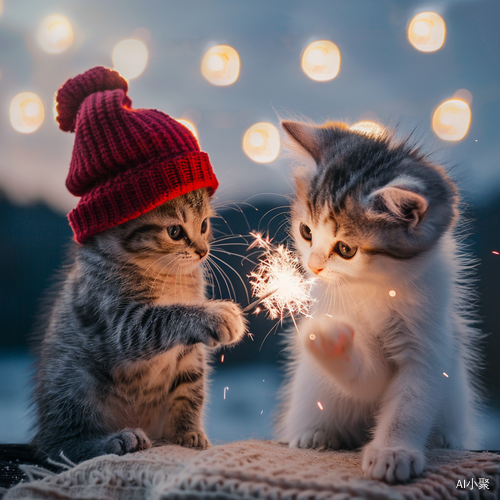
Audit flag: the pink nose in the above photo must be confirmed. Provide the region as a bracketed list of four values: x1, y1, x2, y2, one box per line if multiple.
[308, 265, 324, 275]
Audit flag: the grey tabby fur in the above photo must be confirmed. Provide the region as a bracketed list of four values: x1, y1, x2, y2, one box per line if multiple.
[33, 188, 246, 463]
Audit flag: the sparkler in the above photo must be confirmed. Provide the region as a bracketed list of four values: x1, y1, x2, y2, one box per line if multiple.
[246, 231, 315, 323]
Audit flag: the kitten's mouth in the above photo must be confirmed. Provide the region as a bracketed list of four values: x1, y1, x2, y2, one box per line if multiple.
[316, 271, 343, 284]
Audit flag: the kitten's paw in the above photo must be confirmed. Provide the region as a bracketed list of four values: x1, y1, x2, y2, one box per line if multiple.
[104, 428, 152, 456]
[204, 300, 247, 347]
[289, 429, 339, 450]
[362, 443, 424, 483]
[305, 319, 354, 361]
[173, 429, 210, 449]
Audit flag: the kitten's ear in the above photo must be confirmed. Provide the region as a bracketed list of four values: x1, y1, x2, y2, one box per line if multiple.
[369, 185, 428, 229]
[281, 121, 324, 164]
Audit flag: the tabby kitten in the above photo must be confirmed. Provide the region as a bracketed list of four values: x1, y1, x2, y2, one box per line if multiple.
[34, 188, 246, 463]
[277, 120, 483, 483]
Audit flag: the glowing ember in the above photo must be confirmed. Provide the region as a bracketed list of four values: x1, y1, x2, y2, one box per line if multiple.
[221, 355, 224, 363]
[317, 401, 324, 410]
[248, 232, 314, 320]
[493, 251, 499, 255]
[389, 290, 396, 297]
[443, 372, 449, 378]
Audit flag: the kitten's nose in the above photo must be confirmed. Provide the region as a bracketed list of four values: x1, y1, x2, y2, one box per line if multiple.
[195, 248, 207, 258]
[308, 265, 324, 275]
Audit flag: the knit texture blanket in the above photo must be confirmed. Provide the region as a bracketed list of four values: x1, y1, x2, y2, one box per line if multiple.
[3, 440, 500, 500]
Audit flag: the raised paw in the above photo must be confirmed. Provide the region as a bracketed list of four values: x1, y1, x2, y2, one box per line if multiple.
[104, 428, 152, 456]
[305, 318, 354, 361]
[173, 429, 210, 449]
[362, 443, 424, 483]
[204, 300, 247, 347]
[289, 429, 339, 450]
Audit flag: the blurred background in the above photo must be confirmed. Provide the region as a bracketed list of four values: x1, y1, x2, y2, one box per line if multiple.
[0, 0, 499, 448]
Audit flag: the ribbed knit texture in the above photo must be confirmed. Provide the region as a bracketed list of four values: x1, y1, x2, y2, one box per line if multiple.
[4, 441, 500, 500]
[55, 66, 218, 243]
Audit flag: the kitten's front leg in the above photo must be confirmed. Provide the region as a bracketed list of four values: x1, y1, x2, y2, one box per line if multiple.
[361, 362, 443, 483]
[109, 299, 247, 363]
[303, 316, 390, 402]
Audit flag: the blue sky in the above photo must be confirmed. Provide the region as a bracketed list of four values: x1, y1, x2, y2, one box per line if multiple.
[1, 0, 499, 213]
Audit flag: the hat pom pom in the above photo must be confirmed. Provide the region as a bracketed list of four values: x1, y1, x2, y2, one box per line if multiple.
[55, 66, 129, 132]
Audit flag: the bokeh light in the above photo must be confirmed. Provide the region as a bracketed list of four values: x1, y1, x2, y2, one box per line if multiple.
[432, 99, 471, 141]
[243, 122, 280, 163]
[36, 15, 74, 54]
[407, 12, 446, 52]
[301, 40, 341, 82]
[175, 119, 198, 140]
[350, 121, 385, 138]
[9, 92, 45, 134]
[201, 45, 240, 86]
[112, 39, 149, 80]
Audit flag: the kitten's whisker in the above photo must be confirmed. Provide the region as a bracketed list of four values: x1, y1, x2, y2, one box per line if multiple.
[212, 202, 252, 232]
[204, 259, 224, 299]
[257, 205, 290, 231]
[212, 200, 258, 212]
[206, 256, 237, 302]
[273, 218, 292, 237]
[209, 253, 251, 302]
[259, 320, 281, 352]
[211, 247, 258, 265]
[158, 255, 185, 297]
[239, 250, 262, 266]
[210, 242, 250, 248]
[146, 254, 175, 291]
[211, 213, 235, 235]
[156, 255, 184, 298]
[263, 210, 290, 236]
[201, 262, 214, 298]
[211, 234, 250, 244]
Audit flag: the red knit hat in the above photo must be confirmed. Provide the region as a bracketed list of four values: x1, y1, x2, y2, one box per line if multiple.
[55, 66, 219, 243]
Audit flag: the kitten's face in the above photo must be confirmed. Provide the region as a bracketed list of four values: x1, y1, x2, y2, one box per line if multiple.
[98, 188, 214, 276]
[292, 200, 369, 286]
[284, 120, 458, 288]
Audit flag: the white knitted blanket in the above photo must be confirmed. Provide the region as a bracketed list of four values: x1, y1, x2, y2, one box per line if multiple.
[3, 440, 499, 499]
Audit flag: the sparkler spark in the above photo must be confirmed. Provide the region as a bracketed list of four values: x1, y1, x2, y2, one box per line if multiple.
[248, 232, 314, 320]
[224, 387, 229, 399]
[317, 401, 324, 410]
[221, 355, 224, 363]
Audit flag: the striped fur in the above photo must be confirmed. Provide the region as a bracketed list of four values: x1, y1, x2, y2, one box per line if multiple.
[276, 121, 484, 484]
[33, 188, 246, 462]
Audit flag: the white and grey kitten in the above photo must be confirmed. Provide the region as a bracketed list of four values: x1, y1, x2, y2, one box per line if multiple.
[276, 120, 483, 483]
[34, 188, 246, 463]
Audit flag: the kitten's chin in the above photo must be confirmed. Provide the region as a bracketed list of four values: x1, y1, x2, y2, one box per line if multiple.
[177, 257, 205, 274]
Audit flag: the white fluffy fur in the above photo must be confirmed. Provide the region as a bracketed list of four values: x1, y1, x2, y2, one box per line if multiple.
[277, 201, 483, 483]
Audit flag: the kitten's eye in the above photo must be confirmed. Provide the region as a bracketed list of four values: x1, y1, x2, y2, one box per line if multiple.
[334, 241, 357, 259]
[167, 225, 185, 241]
[201, 218, 208, 234]
[299, 223, 312, 242]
